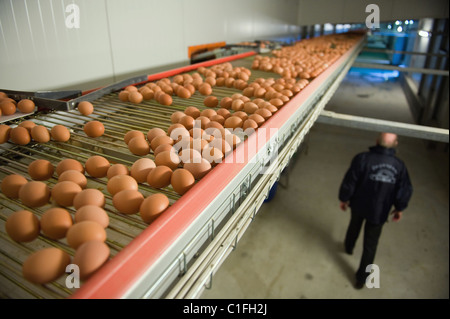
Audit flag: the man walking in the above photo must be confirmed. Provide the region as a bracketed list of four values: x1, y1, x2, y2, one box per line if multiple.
[339, 132, 413, 289]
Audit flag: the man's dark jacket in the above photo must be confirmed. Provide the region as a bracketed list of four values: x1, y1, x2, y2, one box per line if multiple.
[339, 145, 413, 225]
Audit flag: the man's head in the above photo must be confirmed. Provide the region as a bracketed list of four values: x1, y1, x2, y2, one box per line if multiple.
[377, 132, 398, 148]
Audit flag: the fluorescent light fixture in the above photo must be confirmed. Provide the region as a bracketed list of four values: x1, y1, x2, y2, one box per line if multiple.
[387, 24, 392, 29]
[397, 26, 403, 32]
[405, 20, 409, 25]
[418, 30, 431, 37]
[409, 20, 414, 24]
[395, 20, 401, 25]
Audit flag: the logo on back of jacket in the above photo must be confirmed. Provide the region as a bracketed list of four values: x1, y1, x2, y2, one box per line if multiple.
[369, 163, 397, 184]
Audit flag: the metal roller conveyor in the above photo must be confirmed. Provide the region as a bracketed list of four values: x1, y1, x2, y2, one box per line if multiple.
[0, 33, 365, 299]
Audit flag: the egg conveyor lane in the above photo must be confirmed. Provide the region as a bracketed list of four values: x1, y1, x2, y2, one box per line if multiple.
[0, 33, 365, 299]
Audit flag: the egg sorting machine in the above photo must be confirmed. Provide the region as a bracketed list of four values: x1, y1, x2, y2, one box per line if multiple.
[0, 33, 365, 299]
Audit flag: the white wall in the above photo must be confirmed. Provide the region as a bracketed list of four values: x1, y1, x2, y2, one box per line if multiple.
[0, 0, 300, 91]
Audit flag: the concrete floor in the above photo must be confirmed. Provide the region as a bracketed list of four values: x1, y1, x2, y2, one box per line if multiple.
[200, 70, 449, 299]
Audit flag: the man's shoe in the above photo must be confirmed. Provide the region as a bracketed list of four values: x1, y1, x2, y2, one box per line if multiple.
[354, 280, 365, 289]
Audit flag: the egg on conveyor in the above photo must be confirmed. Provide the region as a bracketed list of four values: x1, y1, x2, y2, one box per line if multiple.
[22, 248, 71, 284]
[51, 181, 82, 207]
[85, 155, 110, 178]
[74, 205, 109, 228]
[73, 240, 110, 281]
[40, 207, 73, 240]
[171, 168, 195, 195]
[28, 159, 54, 181]
[73, 188, 105, 210]
[66, 220, 107, 249]
[112, 189, 144, 215]
[139, 193, 170, 224]
[83, 120, 105, 138]
[1, 174, 28, 199]
[18, 181, 51, 207]
[5, 210, 40, 242]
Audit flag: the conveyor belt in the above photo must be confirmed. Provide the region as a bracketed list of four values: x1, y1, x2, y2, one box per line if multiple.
[0, 33, 365, 299]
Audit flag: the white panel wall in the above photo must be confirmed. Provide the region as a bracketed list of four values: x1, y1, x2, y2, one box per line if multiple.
[0, 0, 114, 91]
[0, 0, 300, 91]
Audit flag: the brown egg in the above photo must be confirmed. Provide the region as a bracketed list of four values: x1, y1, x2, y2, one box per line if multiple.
[147, 128, 166, 143]
[73, 188, 105, 210]
[58, 170, 87, 189]
[209, 138, 232, 155]
[40, 207, 73, 239]
[183, 158, 212, 180]
[73, 240, 110, 281]
[66, 221, 107, 249]
[0, 124, 11, 144]
[179, 115, 195, 130]
[124, 130, 145, 144]
[202, 146, 224, 165]
[204, 96, 218, 108]
[210, 114, 225, 125]
[140, 193, 170, 223]
[85, 155, 110, 178]
[190, 138, 209, 152]
[22, 248, 71, 284]
[243, 119, 258, 131]
[125, 85, 138, 92]
[243, 102, 258, 114]
[19, 181, 51, 207]
[10, 126, 31, 145]
[147, 165, 172, 188]
[56, 159, 85, 176]
[255, 108, 272, 121]
[225, 133, 241, 149]
[28, 159, 54, 181]
[1, 174, 28, 199]
[198, 83, 212, 95]
[0, 100, 16, 115]
[74, 205, 109, 228]
[155, 150, 181, 170]
[51, 181, 82, 207]
[31, 125, 51, 143]
[184, 106, 201, 119]
[18, 120, 36, 133]
[248, 113, 265, 127]
[170, 111, 185, 124]
[167, 123, 186, 138]
[224, 116, 243, 129]
[118, 90, 129, 102]
[51, 125, 71, 142]
[219, 97, 232, 109]
[77, 101, 94, 115]
[107, 174, 138, 196]
[150, 135, 173, 151]
[154, 143, 176, 157]
[176, 86, 191, 99]
[217, 108, 231, 120]
[171, 168, 195, 195]
[231, 99, 244, 111]
[179, 148, 202, 164]
[200, 109, 216, 119]
[113, 189, 144, 215]
[130, 158, 156, 183]
[107, 163, 129, 179]
[128, 91, 143, 104]
[269, 98, 283, 108]
[159, 93, 172, 106]
[5, 210, 40, 242]
[84, 120, 105, 138]
[128, 136, 150, 156]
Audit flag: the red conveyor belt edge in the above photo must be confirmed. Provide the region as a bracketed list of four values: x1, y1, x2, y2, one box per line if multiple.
[70, 38, 363, 299]
[80, 51, 257, 96]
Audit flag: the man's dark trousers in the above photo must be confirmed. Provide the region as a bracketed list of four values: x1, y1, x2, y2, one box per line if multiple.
[345, 209, 384, 284]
